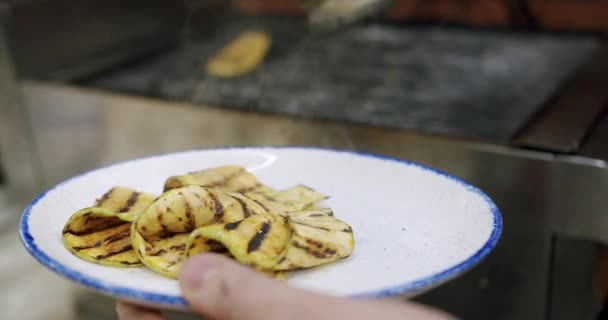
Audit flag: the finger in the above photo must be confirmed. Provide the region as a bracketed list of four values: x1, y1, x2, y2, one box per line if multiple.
[178, 253, 327, 320]
[178, 253, 455, 320]
[341, 299, 458, 320]
[115, 302, 166, 320]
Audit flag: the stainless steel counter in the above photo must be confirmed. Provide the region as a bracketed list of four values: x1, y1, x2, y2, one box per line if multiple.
[1, 81, 605, 319]
[0, 22, 43, 204]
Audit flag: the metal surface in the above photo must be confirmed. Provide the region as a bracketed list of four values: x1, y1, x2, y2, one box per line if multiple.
[4, 0, 187, 80]
[0, 3, 9, 17]
[549, 162, 608, 244]
[305, 0, 393, 28]
[514, 45, 608, 153]
[549, 236, 598, 320]
[81, 16, 598, 143]
[13, 81, 608, 319]
[581, 111, 608, 161]
[0, 22, 43, 203]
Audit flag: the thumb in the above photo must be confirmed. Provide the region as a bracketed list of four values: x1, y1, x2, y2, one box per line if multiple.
[178, 253, 317, 320]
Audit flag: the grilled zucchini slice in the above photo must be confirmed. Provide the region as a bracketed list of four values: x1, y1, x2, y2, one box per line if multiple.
[186, 213, 291, 270]
[243, 185, 327, 215]
[206, 31, 271, 78]
[62, 187, 156, 267]
[185, 209, 354, 272]
[163, 165, 266, 193]
[274, 209, 354, 271]
[164, 165, 326, 215]
[131, 185, 267, 278]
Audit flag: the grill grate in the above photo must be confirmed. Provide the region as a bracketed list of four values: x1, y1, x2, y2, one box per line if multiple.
[80, 16, 598, 143]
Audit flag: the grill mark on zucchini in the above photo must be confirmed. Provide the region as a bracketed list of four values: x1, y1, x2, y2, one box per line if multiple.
[308, 213, 326, 217]
[323, 248, 337, 256]
[94, 244, 133, 260]
[158, 210, 168, 233]
[208, 192, 224, 222]
[149, 249, 167, 256]
[249, 198, 270, 212]
[95, 188, 114, 207]
[72, 227, 130, 251]
[208, 240, 228, 253]
[292, 241, 332, 259]
[157, 232, 174, 240]
[224, 220, 242, 230]
[235, 183, 261, 194]
[233, 196, 253, 218]
[149, 243, 185, 257]
[82, 213, 96, 224]
[64, 220, 128, 236]
[102, 228, 131, 243]
[183, 198, 195, 231]
[305, 238, 323, 249]
[170, 244, 186, 251]
[209, 168, 246, 188]
[247, 222, 271, 253]
[290, 220, 330, 231]
[72, 241, 101, 251]
[118, 191, 140, 213]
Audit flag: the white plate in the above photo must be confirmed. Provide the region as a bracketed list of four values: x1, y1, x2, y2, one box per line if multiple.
[19, 147, 501, 310]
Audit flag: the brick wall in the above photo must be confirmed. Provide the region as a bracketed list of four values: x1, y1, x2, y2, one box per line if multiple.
[232, 0, 608, 32]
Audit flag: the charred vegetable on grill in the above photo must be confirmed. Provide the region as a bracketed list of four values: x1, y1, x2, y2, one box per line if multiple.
[206, 30, 271, 78]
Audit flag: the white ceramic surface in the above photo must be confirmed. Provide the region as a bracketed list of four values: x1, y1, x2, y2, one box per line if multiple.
[20, 147, 501, 310]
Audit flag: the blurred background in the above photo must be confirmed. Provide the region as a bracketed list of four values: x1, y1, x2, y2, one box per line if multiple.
[0, 0, 607, 319]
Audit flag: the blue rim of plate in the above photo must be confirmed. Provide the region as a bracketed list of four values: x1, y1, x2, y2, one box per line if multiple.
[19, 146, 502, 307]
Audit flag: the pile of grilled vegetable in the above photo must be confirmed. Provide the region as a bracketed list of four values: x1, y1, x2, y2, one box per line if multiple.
[62, 165, 355, 279]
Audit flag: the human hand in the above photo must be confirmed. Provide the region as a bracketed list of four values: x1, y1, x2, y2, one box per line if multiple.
[116, 253, 455, 320]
